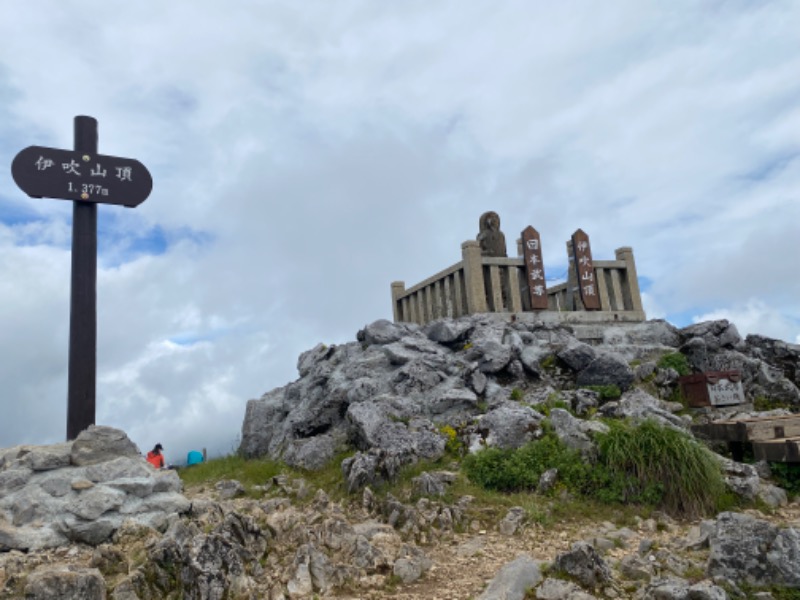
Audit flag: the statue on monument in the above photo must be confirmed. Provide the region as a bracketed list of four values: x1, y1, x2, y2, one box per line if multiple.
[477, 211, 507, 257]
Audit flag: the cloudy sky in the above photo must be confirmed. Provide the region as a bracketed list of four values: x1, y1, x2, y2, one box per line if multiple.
[1, 1, 798, 461]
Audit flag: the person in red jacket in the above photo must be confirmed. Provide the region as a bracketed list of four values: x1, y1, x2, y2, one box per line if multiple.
[146, 443, 165, 469]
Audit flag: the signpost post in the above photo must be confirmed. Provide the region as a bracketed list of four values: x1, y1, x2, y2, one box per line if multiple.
[521, 226, 548, 310]
[11, 116, 153, 440]
[571, 229, 600, 311]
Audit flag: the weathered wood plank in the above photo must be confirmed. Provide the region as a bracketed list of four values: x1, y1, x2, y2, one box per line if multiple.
[753, 437, 800, 463]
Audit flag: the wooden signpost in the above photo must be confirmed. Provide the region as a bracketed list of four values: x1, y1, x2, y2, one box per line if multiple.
[11, 116, 153, 440]
[521, 226, 548, 310]
[571, 229, 600, 310]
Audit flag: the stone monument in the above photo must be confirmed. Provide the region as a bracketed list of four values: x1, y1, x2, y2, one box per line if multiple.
[477, 211, 507, 257]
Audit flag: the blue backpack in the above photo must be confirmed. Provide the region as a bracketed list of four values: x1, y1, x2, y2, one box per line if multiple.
[187, 450, 204, 466]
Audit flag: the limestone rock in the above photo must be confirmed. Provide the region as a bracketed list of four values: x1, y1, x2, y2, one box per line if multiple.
[552, 542, 612, 588]
[25, 566, 106, 600]
[535, 577, 597, 599]
[0, 428, 189, 551]
[70, 426, 141, 466]
[479, 554, 542, 600]
[707, 511, 800, 587]
[576, 352, 635, 391]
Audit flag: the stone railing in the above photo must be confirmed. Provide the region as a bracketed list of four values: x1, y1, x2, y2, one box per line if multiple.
[391, 240, 645, 325]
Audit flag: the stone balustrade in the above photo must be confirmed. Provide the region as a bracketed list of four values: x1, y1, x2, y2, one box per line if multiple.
[391, 241, 645, 325]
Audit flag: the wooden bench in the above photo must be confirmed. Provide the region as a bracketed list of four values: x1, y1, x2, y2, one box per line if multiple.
[692, 414, 800, 463]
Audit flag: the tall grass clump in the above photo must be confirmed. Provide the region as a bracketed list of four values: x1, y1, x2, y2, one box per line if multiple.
[595, 420, 725, 518]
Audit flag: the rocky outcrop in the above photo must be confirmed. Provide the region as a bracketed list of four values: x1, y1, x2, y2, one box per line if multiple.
[4, 315, 800, 599]
[0, 426, 189, 551]
[240, 315, 800, 491]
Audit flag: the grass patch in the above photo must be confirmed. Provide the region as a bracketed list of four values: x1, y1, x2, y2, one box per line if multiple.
[581, 384, 622, 402]
[179, 451, 356, 502]
[179, 454, 283, 488]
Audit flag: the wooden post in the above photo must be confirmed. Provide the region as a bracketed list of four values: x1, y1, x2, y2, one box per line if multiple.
[11, 115, 152, 441]
[67, 116, 98, 441]
[521, 226, 548, 310]
[461, 241, 487, 314]
[571, 229, 601, 310]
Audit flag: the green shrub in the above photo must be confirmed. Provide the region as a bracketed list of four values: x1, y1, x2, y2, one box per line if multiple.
[770, 463, 800, 498]
[656, 352, 691, 376]
[510, 388, 524, 401]
[462, 434, 594, 494]
[595, 420, 725, 518]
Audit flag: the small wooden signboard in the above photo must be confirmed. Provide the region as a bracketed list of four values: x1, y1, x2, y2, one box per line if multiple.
[521, 226, 548, 309]
[12, 146, 152, 208]
[679, 371, 745, 407]
[571, 229, 600, 310]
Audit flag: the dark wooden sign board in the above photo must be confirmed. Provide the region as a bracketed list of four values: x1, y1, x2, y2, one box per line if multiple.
[521, 226, 548, 309]
[571, 229, 600, 310]
[12, 146, 152, 208]
[10, 116, 153, 440]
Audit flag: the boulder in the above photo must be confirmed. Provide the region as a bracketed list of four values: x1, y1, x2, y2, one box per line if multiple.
[0, 428, 189, 551]
[552, 542, 611, 588]
[707, 511, 800, 587]
[576, 352, 635, 391]
[473, 403, 544, 450]
[479, 554, 542, 600]
[70, 426, 141, 466]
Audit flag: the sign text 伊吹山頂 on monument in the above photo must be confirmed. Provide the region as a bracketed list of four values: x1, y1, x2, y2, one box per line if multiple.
[571, 229, 600, 310]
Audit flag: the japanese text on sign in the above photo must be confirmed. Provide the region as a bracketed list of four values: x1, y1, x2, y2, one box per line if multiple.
[12, 146, 152, 208]
[707, 378, 745, 406]
[34, 154, 135, 199]
[521, 225, 548, 309]
[571, 229, 600, 310]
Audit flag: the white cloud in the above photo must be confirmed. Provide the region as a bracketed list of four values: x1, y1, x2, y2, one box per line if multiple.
[1, 1, 799, 459]
[693, 300, 800, 344]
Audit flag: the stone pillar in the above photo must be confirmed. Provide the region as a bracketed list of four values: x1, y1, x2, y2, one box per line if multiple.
[391, 281, 406, 322]
[615, 247, 644, 312]
[461, 241, 487, 314]
[516, 237, 523, 256]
